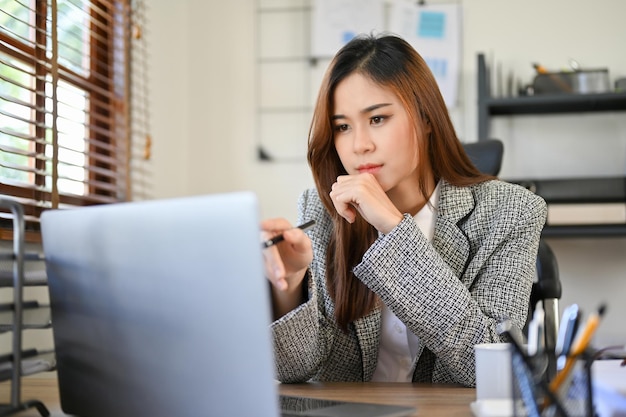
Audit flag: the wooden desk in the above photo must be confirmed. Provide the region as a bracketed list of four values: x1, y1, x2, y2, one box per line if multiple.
[1, 378, 476, 417]
[281, 382, 475, 417]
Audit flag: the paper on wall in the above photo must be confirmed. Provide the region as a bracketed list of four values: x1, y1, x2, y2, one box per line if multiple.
[388, 0, 462, 108]
[311, 0, 386, 58]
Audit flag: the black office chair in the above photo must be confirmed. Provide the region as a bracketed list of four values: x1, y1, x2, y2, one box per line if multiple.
[462, 138, 504, 178]
[462, 139, 562, 378]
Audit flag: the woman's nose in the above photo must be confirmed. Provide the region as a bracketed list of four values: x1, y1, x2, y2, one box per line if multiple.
[353, 127, 374, 153]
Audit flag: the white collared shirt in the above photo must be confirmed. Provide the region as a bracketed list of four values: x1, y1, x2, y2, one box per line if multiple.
[371, 182, 441, 382]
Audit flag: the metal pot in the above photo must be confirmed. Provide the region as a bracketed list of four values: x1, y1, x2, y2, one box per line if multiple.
[533, 69, 610, 95]
[571, 69, 610, 93]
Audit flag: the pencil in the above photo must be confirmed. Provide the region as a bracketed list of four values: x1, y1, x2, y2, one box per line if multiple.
[261, 220, 316, 249]
[548, 304, 607, 393]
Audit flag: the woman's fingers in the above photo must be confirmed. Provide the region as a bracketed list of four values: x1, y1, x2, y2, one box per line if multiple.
[260, 218, 313, 292]
[329, 181, 358, 223]
[260, 218, 293, 238]
[262, 247, 287, 290]
[329, 174, 403, 233]
[260, 218, 291, 290]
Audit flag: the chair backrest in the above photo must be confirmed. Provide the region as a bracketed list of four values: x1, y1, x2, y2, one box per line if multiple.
[462, 139, 504, 176]
[533, 239, 562, 379]
[462, 139, 562, 379]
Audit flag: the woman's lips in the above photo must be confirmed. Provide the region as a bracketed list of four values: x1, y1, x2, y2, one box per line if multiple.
[357, 164, 382, 174]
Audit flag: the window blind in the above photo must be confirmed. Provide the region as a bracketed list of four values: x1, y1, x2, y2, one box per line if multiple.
[0, 0, 137, 238]
[128, 0, 152, 201]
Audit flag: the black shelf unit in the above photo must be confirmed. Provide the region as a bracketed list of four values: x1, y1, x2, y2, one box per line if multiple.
[541, 224, 626, 238]
[477, 53, 626, 238]
[0, 199, 53, 417]
[483, 92, 626, 118]
[477, 53, 626, 139]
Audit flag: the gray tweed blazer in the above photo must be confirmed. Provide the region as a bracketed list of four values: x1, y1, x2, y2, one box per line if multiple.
[270, 179, 547, 386]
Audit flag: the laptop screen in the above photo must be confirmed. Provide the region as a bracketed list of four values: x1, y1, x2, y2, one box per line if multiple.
[42, 192, 280, 417]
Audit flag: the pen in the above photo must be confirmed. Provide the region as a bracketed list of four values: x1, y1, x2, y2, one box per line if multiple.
[555, 304, 580, 370]
[548, 304, 607, 395]
[496, 318, 525, 345]
[528, 303, 545, 356]
[555, 304, 579, 355]
[498, 319, 569, 417]
[261, 220, 316, 249]
[496, 320, 523, 351]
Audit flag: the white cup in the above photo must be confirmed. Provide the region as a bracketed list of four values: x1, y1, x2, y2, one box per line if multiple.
[474, 343, 514, 400]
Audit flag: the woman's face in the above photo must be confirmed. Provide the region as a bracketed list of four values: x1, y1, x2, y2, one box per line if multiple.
[332, 72, 431, 200]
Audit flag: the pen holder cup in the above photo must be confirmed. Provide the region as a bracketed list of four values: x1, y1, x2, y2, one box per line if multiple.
[511, 350, 594, 417]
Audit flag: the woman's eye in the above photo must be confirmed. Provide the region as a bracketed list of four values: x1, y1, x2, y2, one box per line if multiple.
[334, 124, 349, 132]
[371, 116, 386, 125]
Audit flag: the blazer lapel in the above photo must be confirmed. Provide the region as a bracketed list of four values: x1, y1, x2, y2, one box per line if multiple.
[353, 306, 381, 381]
[432, 181, 473, 280]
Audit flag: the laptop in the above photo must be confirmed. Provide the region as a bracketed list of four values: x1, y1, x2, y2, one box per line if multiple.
[41, 192, 415, 417]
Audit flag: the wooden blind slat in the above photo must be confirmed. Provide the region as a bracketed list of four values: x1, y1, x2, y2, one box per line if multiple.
[0, 132, 46, 149]
[0, 43, 122, 98]
[1, 149, 127, 181]
[0, 110, 49, 133]
[0, 157, 123, 183]
[0, 56, 37, 87]
[0, 143, 43, 159]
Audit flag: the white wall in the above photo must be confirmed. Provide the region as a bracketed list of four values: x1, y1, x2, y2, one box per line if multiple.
[147, 0, 626, 346]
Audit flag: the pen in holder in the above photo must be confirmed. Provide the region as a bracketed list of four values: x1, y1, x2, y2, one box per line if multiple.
[497, 318, 595, 417]
[510, 345, 595, 417]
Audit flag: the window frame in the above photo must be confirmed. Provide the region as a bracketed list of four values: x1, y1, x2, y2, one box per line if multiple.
[0, 0, 132, 238]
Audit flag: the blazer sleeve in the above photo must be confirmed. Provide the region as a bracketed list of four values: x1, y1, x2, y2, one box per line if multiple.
[269, 189, 336, 383]
[353, 182, 547, 386]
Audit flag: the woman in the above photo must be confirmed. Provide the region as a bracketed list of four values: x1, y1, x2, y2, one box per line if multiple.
[261, 33, 546, 386]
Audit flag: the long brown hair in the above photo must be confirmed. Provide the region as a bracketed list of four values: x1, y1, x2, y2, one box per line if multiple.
[307, 34, 492, 331]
